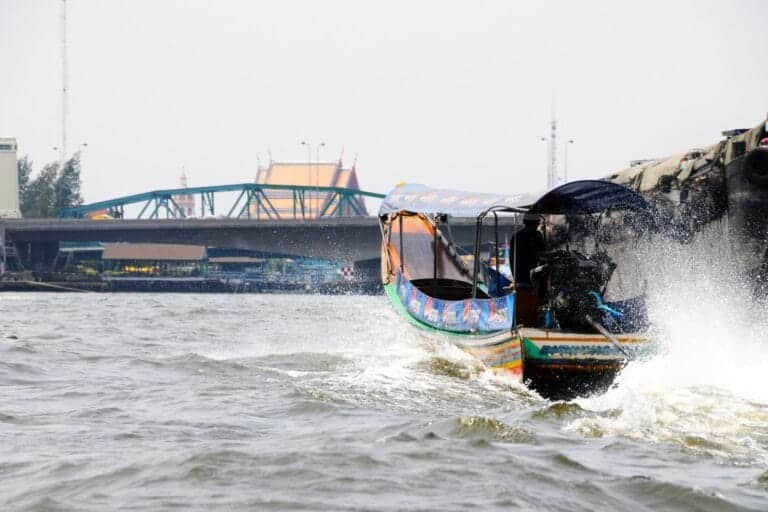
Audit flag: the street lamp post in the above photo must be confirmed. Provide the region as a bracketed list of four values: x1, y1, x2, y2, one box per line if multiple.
[300, 141, 312, 218]
[315, 142, 325, 216]
[564, 139, 574, 184]
[301, 141, 326, 219]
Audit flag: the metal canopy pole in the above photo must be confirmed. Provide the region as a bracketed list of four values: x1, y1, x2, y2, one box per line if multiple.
[399, 215, 404, 273]
[471, 216, 483, 299]
[493, 212, 499, 294]
[512, 214, 518, 288]
[433, 215, 439, 288]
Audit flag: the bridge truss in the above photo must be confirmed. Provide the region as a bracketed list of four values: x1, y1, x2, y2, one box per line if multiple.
[59, 183, 385, 220]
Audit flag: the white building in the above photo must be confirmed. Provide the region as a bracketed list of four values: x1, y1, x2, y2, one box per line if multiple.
[0, 137, 20, 218]
[176, 170, 196, 217]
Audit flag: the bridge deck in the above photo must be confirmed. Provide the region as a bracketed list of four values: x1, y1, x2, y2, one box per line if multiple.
[1, 217, 519, 267]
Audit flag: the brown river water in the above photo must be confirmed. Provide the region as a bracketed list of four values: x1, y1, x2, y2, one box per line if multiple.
[2, 235, 768, 510]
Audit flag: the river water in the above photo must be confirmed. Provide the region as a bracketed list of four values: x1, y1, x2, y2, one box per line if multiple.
[1, 284, 767, 510]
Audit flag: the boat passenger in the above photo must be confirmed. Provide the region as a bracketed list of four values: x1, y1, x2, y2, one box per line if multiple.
[513, 214, 546, 286]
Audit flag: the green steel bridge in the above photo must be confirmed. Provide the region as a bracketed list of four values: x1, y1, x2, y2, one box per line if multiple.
[59, 183, 385, 220]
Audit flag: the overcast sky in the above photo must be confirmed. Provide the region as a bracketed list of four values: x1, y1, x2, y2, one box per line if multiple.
[1, 0, 767, 206]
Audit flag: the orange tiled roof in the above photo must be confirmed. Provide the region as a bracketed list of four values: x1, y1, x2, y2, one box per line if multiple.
[251, 161, 367, 218]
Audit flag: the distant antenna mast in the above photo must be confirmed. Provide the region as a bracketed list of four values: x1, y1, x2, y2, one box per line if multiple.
[548, 103, 558, 189]
[540, 101, 559, 189]
[60, 0, 68, 171]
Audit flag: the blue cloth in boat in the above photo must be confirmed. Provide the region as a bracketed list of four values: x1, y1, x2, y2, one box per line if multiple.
[396, 271, 515, 333]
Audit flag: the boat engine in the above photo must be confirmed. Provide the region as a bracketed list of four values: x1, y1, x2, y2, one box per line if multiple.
[531, 249, 617, 332]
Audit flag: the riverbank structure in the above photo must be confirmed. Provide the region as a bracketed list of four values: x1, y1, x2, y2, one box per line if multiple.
[0, 137, 20, 219]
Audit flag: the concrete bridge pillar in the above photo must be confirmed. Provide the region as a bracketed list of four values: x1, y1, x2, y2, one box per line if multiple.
[16, 240, 59, 272]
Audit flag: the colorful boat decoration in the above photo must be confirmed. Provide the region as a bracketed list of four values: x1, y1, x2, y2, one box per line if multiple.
[379, 180, 655, 399]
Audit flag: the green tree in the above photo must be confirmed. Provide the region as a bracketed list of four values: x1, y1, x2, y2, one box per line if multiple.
[56, 152, 83, 211]
[17, 153, 84, 218]
[22, 162, 59, 218]
[17, 155, 32, 202]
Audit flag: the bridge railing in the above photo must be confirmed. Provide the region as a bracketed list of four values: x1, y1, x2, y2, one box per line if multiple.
[59, 183, 385, 220]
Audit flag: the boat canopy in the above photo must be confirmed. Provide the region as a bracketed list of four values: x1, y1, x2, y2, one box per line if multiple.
[379, 183, 536, 218]
[380, 181, 647, 218]
[526, 180, 650, 215]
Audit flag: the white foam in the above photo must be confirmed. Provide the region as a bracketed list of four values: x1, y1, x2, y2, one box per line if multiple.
[571, 229, 768, 461]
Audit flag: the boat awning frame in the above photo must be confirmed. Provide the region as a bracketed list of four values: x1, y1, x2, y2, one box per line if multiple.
[379, 183, 535, 218]
[380, 180, 649, 219]
[380, 180, 650, 302]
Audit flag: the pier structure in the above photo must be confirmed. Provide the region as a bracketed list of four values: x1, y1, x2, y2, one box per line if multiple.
[0, 153, 388, 290]
[0, 216, 516, 283]
[0, 153, 520, 291]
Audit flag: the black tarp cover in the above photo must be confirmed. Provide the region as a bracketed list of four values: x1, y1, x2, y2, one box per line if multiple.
[526, 180, 650, 215]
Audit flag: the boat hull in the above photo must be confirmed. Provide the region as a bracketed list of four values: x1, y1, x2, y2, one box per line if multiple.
[522, 358, 621, 400]
[383, 282, 524, 379]
[519, 328, 649, 399]
[453, 331, 524, 380]
[385, 282, 652, 397]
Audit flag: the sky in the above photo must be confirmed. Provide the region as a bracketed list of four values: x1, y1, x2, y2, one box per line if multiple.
[1, 0, 767, 207]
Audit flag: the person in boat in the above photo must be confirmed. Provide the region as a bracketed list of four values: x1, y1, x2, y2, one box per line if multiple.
[513, 214, 546, 286]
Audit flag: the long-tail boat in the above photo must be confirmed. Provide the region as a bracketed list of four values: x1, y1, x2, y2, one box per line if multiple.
[379, 180, 655, 399]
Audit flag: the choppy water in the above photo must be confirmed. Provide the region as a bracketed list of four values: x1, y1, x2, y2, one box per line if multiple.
[1, 283, 768, 510]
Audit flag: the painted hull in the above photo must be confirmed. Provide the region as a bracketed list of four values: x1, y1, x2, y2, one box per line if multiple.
[519, 329, 649, 399]
[384, 283, 524, 379]
[385, 283, 651, 398]
[453, 330, 524, 380]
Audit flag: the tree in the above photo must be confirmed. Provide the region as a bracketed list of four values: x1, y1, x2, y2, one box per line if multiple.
[17, 155, 32, 202]
[22, 163, 59, 218]
[56, 152, 83, 211]
[17, 153, 84, 218]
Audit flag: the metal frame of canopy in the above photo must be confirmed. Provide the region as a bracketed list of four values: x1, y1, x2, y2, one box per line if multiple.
[379, 179, 652, 318]
[469, 205, 526, 301]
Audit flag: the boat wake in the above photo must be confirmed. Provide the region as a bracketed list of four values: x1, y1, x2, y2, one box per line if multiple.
[571, 231, 768, 463]
[182, 294, 535, 414]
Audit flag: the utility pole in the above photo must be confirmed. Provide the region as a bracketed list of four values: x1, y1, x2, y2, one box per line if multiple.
[564, 139, 574, 183]
[548, 106, 557, 189]
[60, 0, 68, 173]
[315, 142, 325, 217]
[539, 99, 572, 188]
[300, 141, 312, 218]
[540, 104, 558, 189]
